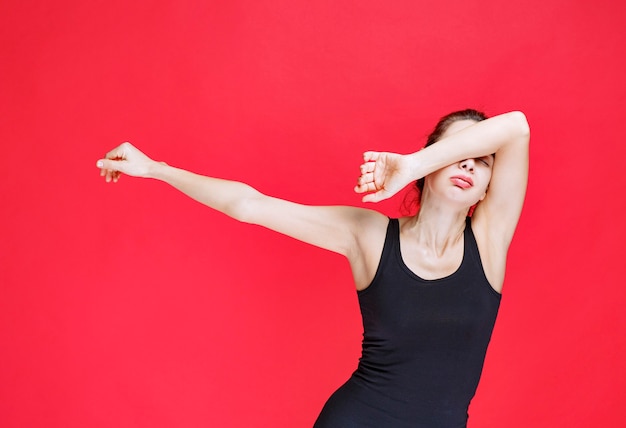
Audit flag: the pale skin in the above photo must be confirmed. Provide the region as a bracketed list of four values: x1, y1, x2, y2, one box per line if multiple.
[97, 111, 529, 293]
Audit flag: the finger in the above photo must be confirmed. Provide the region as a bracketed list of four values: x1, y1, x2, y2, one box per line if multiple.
[362, 189, 388, 203]
[97, 159, 125, 172]
[359, 161, 376, 174]
[357, 172, 374, 186]
[105, 142, 132, 160]
[105, 146, 124, 160]
[363, 151, 380, 162]
[354, 182, 377, 194]
[362, 193, 379, 203]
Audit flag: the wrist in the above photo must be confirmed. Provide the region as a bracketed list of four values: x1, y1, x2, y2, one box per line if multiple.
[146, 160, 169, 180]
[406, 151, 424, 182]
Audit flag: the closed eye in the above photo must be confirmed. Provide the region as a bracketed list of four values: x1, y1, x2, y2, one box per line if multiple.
[478, 157, 490, 166]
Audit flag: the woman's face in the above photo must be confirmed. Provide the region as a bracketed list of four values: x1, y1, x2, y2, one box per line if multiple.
[424, 120, 494, 207]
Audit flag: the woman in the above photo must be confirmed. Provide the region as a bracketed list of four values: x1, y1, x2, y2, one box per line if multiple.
[97, 109, 530, 427]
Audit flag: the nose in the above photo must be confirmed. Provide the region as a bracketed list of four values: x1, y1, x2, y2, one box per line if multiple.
[460, 158, 475, 172]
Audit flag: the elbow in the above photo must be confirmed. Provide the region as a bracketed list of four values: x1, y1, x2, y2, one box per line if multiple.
[227, 199, 248, 223]
[508, 111, 530, 140]
[228, 192, 263, 224]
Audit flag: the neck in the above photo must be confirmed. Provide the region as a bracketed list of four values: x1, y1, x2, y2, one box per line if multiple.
[405, 199, 469, 256]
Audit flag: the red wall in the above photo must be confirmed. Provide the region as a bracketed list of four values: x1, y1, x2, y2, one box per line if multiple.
[1, 1, 625, 427]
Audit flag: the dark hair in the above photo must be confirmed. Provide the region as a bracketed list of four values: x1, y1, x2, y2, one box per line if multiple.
[415, 108, 488, 194]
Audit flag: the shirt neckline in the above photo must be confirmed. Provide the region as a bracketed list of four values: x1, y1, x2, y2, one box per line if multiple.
[393, 218, 468, 284]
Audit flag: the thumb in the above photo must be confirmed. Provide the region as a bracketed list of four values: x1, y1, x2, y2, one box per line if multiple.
[362, 191, 388, 203]
[96, 159, 125, 172]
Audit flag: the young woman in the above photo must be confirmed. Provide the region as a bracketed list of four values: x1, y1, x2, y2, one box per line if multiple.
[96, 109, 530, 427]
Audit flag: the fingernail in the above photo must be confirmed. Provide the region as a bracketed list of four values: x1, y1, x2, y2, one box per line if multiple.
[96, 160, 103, 167]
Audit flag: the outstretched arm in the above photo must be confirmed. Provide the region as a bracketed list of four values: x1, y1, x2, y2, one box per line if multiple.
[96, 143, 385, 262]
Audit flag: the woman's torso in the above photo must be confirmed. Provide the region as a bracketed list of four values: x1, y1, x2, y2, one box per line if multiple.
[315, 217, 501, 427]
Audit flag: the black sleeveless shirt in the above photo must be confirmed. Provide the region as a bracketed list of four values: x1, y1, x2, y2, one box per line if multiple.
[314, 217, 501, 428]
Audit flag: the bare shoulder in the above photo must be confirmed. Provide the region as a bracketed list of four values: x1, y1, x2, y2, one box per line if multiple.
[351, 208, 389, 257]
[347, 209, 390, 291]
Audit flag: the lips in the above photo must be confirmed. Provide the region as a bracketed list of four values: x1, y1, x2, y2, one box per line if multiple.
[450, 175, 473, 189]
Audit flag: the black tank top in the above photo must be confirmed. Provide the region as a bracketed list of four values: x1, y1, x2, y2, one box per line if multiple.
[314, 217, 501, 428]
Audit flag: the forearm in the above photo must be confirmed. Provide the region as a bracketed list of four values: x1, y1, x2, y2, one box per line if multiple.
[406, 111, 530, 180]
[148, 163, 260, 222]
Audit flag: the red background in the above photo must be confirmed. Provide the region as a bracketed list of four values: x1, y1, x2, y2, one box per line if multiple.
[1, 1, 625, 427]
